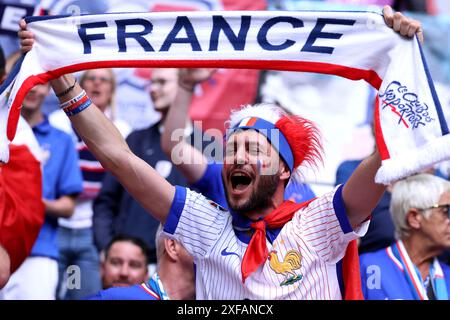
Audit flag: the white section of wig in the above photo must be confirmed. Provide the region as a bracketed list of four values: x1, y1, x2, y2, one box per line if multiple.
[225, 103, 288, 130]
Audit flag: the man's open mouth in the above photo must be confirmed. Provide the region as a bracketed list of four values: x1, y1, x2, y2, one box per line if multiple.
[230, 171, 253, 192]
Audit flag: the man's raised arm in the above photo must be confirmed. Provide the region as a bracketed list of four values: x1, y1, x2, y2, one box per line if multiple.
[51, 74, 175, 223]
[160, 68, 215, 184]
[342, 6, 423, 228]
[19, 19, 175, 223]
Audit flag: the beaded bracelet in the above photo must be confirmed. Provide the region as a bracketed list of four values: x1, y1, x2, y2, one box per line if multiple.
[55, 79, 77, 98]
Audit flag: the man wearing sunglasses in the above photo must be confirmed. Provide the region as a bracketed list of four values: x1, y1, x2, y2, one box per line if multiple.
[360, 173, 450, 300]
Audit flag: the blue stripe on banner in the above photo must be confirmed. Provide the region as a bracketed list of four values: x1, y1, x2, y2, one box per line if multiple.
[332, 184, 353, 234]
[417, 36, 449, 135]
[164, 185, 187, 235]
[25, 14, 71, 23]
[0, 55, 25, 94]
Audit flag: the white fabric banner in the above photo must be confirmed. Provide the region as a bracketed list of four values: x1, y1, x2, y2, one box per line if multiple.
[0, 10, 449, 183]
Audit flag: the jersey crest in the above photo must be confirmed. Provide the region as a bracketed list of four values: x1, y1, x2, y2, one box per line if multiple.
[268, 249, 303, 286]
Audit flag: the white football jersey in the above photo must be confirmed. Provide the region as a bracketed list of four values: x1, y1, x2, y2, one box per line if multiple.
[163, 185, 368, 300]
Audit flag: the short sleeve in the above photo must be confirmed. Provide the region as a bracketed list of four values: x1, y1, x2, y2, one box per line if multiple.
[163, 186, 229, 260]
[294, 184, 369, 264]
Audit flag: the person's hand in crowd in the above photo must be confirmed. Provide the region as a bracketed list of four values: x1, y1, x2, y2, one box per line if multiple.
[382, 5, 424, 44]
[178, 68, 216, 92]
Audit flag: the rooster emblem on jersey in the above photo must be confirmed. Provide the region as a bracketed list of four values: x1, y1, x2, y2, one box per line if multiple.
[268, 249, 303, 286]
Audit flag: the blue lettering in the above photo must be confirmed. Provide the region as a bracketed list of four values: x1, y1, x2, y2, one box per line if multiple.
[301, 18, 355, 54]
[209, 15, 251, 51]
[257, 17, 303, 51]
[116, 18, 154, 52]
[160, 16, 201, 51]
[78, 21, 107, 54]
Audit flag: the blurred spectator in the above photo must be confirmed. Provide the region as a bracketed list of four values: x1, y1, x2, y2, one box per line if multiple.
[93, 68, 203, 274]
[360, 174, 450, 299]
[90, 225, 195, 300]
[49, 68, 131, 300]
[0, 47, 5, 82]
[100, 235, 149, 290]
[38, 0, 111, 115]
[2, 82, 83, 300]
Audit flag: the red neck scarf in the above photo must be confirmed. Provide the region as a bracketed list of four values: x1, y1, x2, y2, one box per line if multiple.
[240, 200, 363, 300]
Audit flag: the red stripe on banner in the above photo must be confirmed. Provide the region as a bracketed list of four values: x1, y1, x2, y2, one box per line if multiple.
[373, 96, 390, 161]
[6, 59, 382, 141]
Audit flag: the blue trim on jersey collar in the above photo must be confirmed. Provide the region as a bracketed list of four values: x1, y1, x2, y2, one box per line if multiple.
[229, 208, 282, 245]
[164, 186, 186, 235]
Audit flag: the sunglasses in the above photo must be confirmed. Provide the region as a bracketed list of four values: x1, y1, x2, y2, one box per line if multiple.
[419, 204, 450, 219]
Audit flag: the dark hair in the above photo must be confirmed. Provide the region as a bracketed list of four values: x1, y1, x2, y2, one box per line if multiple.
[0, 46, 5, 78]
[104, 235, 151, 265]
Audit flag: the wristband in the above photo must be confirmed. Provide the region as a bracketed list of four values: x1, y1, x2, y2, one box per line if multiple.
[60, 90, 86, 109]
[64, 98, 92, 117]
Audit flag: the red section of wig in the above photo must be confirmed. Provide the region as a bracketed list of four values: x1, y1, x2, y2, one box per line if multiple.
[275, 115, 323, 170]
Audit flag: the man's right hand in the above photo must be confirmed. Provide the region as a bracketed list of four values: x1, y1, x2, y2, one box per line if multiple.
[18, 19, 34, 53]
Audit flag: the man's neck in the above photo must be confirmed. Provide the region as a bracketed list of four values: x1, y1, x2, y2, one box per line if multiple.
[158, 262, 195, 300]
[244, 186, 285, 221]
[402, 235, 442, 280]
[22, 109, 44, 128]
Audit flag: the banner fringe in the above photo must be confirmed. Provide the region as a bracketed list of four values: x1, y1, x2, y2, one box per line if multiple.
[375, 134, 450, 184]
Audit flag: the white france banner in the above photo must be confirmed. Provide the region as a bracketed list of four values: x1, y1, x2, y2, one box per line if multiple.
[0, 10, 449, 184]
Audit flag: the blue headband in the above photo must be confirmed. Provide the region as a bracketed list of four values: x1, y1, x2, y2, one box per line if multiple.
[227, 117, 294, 172]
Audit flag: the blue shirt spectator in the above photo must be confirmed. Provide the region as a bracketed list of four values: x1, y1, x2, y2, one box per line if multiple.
[31, 117, 83, 259]
[88, 273, 167, 300]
